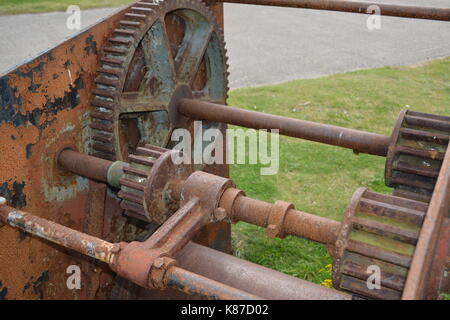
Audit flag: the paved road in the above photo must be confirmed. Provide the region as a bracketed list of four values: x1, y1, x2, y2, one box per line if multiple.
[0, 1, 449, 88]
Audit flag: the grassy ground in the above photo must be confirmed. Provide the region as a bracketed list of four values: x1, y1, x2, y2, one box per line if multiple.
[228, 57, 450, 292]
[0, 0, 133, 15]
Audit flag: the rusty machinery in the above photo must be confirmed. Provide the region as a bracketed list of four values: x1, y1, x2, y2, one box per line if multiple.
[0, 0, 448, 300]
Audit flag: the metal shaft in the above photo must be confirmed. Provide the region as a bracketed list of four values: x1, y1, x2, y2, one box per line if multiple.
[178, 98, 391, 156]
[0, 205, 119, 264]
[167, 266, 261, 300]
[177, 242, 352, 300]
[221, 189, 340, 244]
[58, 148, 112, 183]
[219, 0, 450, 21]
[0, 203, 261, 300]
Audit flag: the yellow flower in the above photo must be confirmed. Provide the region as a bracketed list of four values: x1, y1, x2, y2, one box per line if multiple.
[321, 279, 333, 288]
[319, 263, 333, 273]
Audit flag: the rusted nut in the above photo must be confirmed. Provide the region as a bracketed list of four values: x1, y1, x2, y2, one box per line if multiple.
[219, 187, 245, 223]
[110, 242, 162, 288]
[107, 161, 128, 188]
[213, 207, 227, 221]
[149, 256, 177, 289]
[181, 171, 234, 219]
[266, 200, 294, 238]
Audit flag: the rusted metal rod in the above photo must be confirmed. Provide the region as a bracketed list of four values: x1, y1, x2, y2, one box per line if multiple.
[0, 204, 119, 263]
[58, 149, 127, 188]
[177, 242, 352, 300]
[220, 188, 340, 244]
[218, 0, 450, 21]
[0, 203, 262, 300]
[58, 148, 112, 183]
[178, 98, 391, 156]
[167, 266, 261, 300]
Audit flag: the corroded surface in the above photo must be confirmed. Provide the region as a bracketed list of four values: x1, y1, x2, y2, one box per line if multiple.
[0, 1, 229, 300]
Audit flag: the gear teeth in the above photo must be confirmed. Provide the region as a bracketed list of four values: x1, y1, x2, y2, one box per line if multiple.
[100, 57, 126, 66]
[333, 188, 429, 300]
[131, 6, 154, 14]
[119, 145, 169, 221]
[95, 76, 120, 87]
[386, 110, 450, 202]
[96, 67, 123, 77]
[92, 133, 114, 144]
[91, 0, 229, 162]
[120, 20, 142, 28]
[113, 28, 139, 37]
[125, 13, 148, 20]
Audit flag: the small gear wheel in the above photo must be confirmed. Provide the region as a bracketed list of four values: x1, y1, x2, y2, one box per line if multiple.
[90, 0, 229, 162]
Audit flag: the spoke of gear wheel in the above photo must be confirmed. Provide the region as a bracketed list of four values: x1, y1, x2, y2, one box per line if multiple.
[90, 0, 229, 162]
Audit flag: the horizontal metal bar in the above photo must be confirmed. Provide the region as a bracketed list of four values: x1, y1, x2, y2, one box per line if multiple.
[0, 204, 119, 264]
[0, 203, 263, 300]
[58, 149, 113, 183]
[218, 0, 450, 21]
[221, 190, 340, 244]
[167, 265, 262, 300]
[178, 98, 391, 156]
[177, 242, 352, 300]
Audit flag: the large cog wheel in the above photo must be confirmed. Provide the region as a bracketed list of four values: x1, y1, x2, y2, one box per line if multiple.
[90, 0, 229, 161]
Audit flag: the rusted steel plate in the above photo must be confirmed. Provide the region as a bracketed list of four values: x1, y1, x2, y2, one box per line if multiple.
[0, 6, 131, 299]
[0, 1, 229, 300]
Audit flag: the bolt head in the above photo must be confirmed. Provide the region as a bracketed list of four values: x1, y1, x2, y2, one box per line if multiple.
[153, 257, 165, 269]
[266, 224, 278, 238]
[214, 207, 227, 221]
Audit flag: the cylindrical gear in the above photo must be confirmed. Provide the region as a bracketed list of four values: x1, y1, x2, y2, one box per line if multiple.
[385, 110, 450, 202]
[119, 144, 166, 221]
[90, 0, 229, 162]
[333, 187, 429, 299]
[119, 144, 192, 224]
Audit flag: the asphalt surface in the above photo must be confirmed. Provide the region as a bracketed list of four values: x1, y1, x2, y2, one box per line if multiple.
[0, 1, 449, 88]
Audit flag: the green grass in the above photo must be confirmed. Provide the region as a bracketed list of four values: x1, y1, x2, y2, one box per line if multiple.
[0, 0, 133, 15]
[229, 58, 450, 287]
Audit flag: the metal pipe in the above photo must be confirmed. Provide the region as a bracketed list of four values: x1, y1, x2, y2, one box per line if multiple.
[58, 148, 112, 183]
[178, 98, 391, 156]
[218, 0, 450, 21]
[176, 242, 352, 300]
[0, 203, 261, 299]
[167, 265, 262, 300]
[0, 204, 119, 264]
[227, 192, 340, 244]
[284, 208, 340, 245]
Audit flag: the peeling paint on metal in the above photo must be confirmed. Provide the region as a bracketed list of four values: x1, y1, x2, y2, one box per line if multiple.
[85, 34, 98, 56]
[42, 175, 89, 202]
[0, 181, 27, 208]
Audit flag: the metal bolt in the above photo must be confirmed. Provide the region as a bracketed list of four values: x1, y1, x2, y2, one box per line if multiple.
[266, 224, 278, 238]
[214, 207, 227, 221]
[153, 257, 165, 269]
